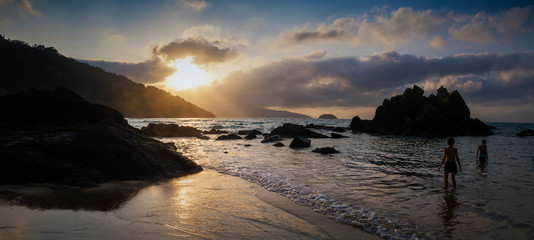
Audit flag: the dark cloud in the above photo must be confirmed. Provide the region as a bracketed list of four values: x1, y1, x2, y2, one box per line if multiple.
[282, 29, 348, 44]
[153, 38, 238, 65]
[81, 58, 175, 84]
[203, 51, 534, 111]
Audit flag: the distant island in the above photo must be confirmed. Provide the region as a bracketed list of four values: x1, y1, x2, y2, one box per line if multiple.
[318, 114, 337, 119]
[0, 36, 214, 118]
[350, 85, 494, 136]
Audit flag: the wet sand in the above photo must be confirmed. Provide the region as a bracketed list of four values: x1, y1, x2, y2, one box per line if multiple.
[0, 169, 378, 239]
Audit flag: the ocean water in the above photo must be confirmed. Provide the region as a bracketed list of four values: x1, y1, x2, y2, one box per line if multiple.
[128, 118, 534, 239]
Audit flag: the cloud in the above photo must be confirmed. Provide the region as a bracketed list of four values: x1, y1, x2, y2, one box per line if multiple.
[19, 0, 40, 16]
[100, 28, 127, 44]
[81, 58, 175, 84]
[356, 7, 448, 46]
[279, 16, 360, 45]
[449, 6, 534, 43]
[176, 0, 210, 11]
[194, 51, 534, 111]
[278, 6, 534, 48]
[429, 35, 446, 49]
[303, 50, 327, 60]
[153, 38, 238, 65]
[0, 0, 13, 6]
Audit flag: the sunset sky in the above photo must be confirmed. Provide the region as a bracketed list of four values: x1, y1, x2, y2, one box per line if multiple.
[1, 0, 534, 121]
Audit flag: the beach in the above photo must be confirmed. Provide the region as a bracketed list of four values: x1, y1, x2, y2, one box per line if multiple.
[0, 169, 378, 239]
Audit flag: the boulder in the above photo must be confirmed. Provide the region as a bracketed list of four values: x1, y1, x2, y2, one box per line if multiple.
[262, 135, 283, 143]
[197, 135, 210, 140]
[245, 133, 257, 140]
[289, 137, 311, 148]
[140, 123, 202, 137]
[273, 142, 285, 147]
[349, 85, 494, 136]
[312, 147, 340, 154]
[331, 133, 349, 138]
[238, 129, 263, 135]
[318, 114, 337, 119]
[349, 116, 366, 132]
[517, 129, 534, 137]
[271, 123, 329, 138]
[0, 87, 202, 187]
[203, 128, 229, 134]
[216, 134, 243, 140]
[332, 127, 346, 132]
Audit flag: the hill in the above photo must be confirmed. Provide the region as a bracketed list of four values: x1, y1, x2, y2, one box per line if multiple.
[0, 35, 215, 118]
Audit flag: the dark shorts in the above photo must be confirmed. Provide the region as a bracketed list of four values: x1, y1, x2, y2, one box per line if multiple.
[445, 161, 458, 174]
[479, 153, 487, 165]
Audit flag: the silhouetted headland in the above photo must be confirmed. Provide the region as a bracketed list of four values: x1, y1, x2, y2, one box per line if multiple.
[0, 87, 202, 187]
[350, 85, 494, 136]
[0, 35, 214, 118]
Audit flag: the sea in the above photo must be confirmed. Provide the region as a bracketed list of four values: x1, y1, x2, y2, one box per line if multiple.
[128, 118, 534, 240]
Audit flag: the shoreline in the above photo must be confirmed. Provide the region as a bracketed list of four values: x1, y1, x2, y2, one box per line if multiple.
[0, 169, 379, 239]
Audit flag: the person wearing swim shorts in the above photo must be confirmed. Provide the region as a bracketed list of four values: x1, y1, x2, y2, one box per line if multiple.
[438, 137, 462, 189]
[476, 140, 488, 167]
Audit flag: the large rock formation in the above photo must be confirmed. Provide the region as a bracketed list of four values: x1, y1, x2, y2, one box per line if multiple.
[0, 87, 202, 187]
[350, 85, 494, 136]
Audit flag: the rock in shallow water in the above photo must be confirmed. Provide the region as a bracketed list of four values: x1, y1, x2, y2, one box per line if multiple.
[141, 123, 202, 137]
[517, 129, 534, 137]
[312, 147, 340, 154]
[289, 137, 311, 148]
[0, 87, 202, 187]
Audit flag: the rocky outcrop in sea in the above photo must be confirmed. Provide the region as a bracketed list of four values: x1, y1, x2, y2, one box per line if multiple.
[350, 85, 494, 136]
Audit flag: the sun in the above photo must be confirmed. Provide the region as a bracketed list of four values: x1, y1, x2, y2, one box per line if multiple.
[165, 57, 210, 90]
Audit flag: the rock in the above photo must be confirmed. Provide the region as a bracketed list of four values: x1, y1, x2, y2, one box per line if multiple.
[164, 142, 177, 151]
[238, 129, 262, 135]
[203, 128, 229, 134]
[517, 129, 534, 137]
[349, 85, 493, 136]
[245, 133, 257, 140]
[312, 147, 340, 154]
[332, 127, 345, 132]
[289, 137, 311, 148]
[318, 114, 337, 119]
[0, 87, 202, 187]
[0, 86, 128, 127]
[271, 123, 329, 138]
[349, 116, 366, 132]
[261, 135, 283, 143]
[197, 135, 210, 140]
[216, 134, 243, 140]
[244, 144, 252, 147]
[331, 133, 349, 138]
[273, 142, 285, 147]
[140, 123, 202, 137]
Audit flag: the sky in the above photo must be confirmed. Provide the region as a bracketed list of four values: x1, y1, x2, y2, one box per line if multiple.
[1, 0, 534, 121]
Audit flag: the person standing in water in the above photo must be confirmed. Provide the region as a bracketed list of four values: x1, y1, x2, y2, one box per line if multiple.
[438, 137, 462, 189]
[476, 140, 488, 167]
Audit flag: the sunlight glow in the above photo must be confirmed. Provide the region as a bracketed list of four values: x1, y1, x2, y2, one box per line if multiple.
[165, 57, 210, 90]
